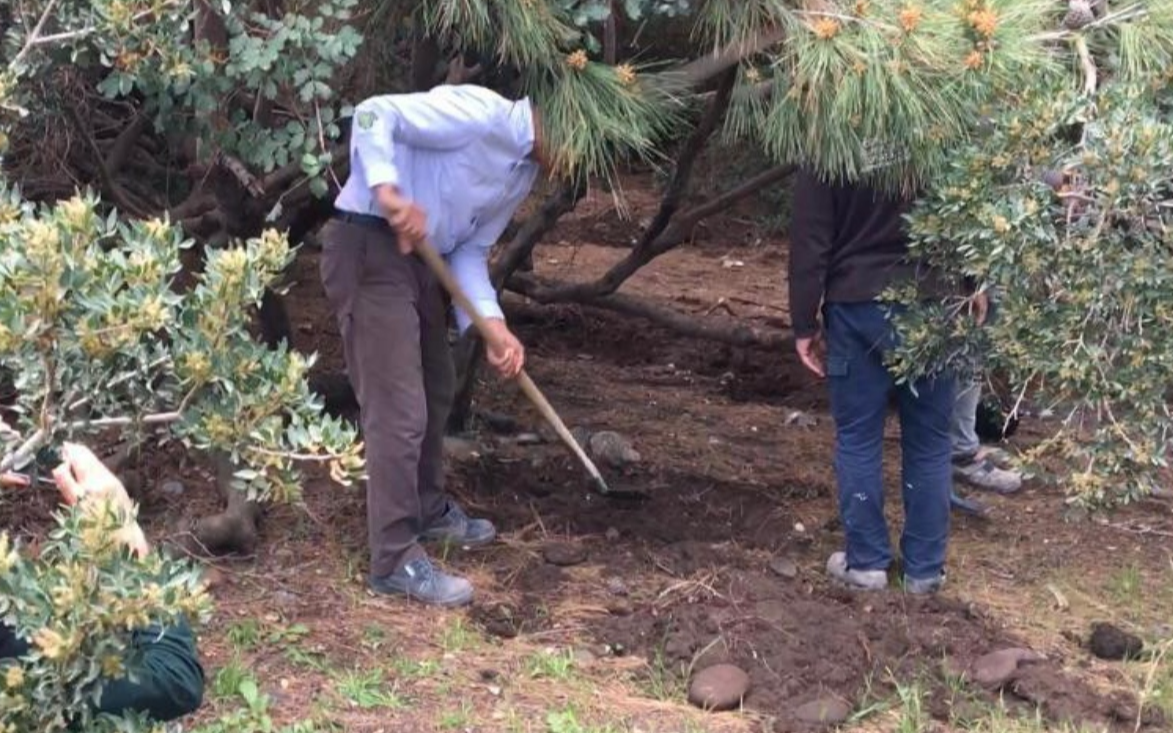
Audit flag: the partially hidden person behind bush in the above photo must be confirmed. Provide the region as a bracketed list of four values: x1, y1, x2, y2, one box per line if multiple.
[788, 164, 958, 595]
[0, 443, 205, 726]
[320, 83, 544, 607]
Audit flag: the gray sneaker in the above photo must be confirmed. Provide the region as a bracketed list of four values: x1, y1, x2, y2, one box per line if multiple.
[826, 552, 889, 591]
[370, 557, 474, 607]
[422, 502, 497, 549]
[904, 572, 946, 595]
[954, 456, 1022, 494]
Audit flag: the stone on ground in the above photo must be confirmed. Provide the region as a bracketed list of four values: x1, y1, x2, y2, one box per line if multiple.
[793, 697, 851, 725]
[768, 555, 799, 579]
[687, 664, 751, 711]
[971, 648, 1046, 688]
[543, 542, 588, 567]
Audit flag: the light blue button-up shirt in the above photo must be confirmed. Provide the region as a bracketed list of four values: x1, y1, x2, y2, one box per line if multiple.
[335, 84, 539, 332]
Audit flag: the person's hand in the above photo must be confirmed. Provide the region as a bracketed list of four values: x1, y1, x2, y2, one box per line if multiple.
[970, 291, 989, 326]
[51, 443, 149, 558]
[0, 472, 29, 489]
[482, 319, 525, 379]
[796, 333, 826, 378]
[375, 185, 427, 253]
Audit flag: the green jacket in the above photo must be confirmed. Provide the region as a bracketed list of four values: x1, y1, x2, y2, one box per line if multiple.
[0, 619, 205, 724]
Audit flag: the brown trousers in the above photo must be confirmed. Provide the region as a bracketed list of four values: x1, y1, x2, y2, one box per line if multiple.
[319, 218, 453, 577]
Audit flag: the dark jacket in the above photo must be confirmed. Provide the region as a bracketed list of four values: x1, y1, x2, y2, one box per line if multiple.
[0, 619, 205, 724]
[788, 168, 936, 338]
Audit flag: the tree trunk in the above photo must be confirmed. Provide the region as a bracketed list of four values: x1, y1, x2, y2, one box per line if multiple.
[188, 450, 262, 556]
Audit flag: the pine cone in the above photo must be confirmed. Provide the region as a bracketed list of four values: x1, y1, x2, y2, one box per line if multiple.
[1064, 0, 1094, 30]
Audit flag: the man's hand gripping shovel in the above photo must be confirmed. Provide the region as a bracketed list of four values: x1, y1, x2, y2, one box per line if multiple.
[412, 238, 646, 501]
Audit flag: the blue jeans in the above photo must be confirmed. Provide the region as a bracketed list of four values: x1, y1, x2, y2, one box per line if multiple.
[824, 302, 955, 580]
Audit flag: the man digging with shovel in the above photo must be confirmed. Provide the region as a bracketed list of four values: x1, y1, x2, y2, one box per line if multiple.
[320, 82, 546, 607]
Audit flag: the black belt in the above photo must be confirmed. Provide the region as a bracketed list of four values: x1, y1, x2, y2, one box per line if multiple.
[333, 210, 389, 231]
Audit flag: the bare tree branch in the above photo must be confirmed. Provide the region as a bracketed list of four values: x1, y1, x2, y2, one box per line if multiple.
[491, 180, 587, 288]
[640, 67, 737, 247]
[513, 164, 793, 304]
[508, 274, 793, 348]
[652, 164, 794, 254]
[660, 25, 786, 88]
[104, 114, 149, 174]
[216, 152, 266, 197]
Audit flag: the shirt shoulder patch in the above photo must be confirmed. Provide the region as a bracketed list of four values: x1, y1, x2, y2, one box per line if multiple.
[356, 110, 377, 130]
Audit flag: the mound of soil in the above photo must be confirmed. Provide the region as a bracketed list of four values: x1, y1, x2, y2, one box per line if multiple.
[465, 457, 1162, 733]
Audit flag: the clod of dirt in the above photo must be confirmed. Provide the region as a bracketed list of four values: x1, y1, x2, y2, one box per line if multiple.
[605, 598, 633, 616]
[792, 697, 851, 725]
[470, 604, 522, 639]
[587, 430, 641, 468]
[1089, 622, 1144, 661]
[970, 648, 1046, 688]
[543, 542, 588, 567]
[768, 556, 799, 579]
[687, 664, 751, 712]
[200, 566, 227, 591]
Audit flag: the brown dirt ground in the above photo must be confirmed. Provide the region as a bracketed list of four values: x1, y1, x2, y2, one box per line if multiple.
[7, 176, 1173, 733]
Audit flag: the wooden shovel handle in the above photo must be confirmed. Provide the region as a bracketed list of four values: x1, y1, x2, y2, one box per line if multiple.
[411, 239, 610, 489]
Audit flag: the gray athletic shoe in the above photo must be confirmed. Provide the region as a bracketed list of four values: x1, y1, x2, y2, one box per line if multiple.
[954, 456, 1022, 494]
[904, 572, 946, 595]
[421, 502, 497, 549]
[826, 552, 889, 591]
[370, 557, 474, 607]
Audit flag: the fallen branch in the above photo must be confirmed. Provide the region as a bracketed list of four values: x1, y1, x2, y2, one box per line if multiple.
[508, 273, 793, 349]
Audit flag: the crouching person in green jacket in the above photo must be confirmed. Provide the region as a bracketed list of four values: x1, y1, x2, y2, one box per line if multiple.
[0, 443, 205, 725]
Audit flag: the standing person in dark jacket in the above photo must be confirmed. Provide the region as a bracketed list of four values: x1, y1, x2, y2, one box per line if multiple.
[788, 167, 956, 594]
[0, 443, 205, 724]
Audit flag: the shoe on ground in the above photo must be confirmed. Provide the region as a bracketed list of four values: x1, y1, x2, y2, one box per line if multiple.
[904, 571, 946, 595]
[369, 557, 473, 607]
[826, 551, 889, 591]
[421, 501, 497, 548]
[954, 455, 1022, 494]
